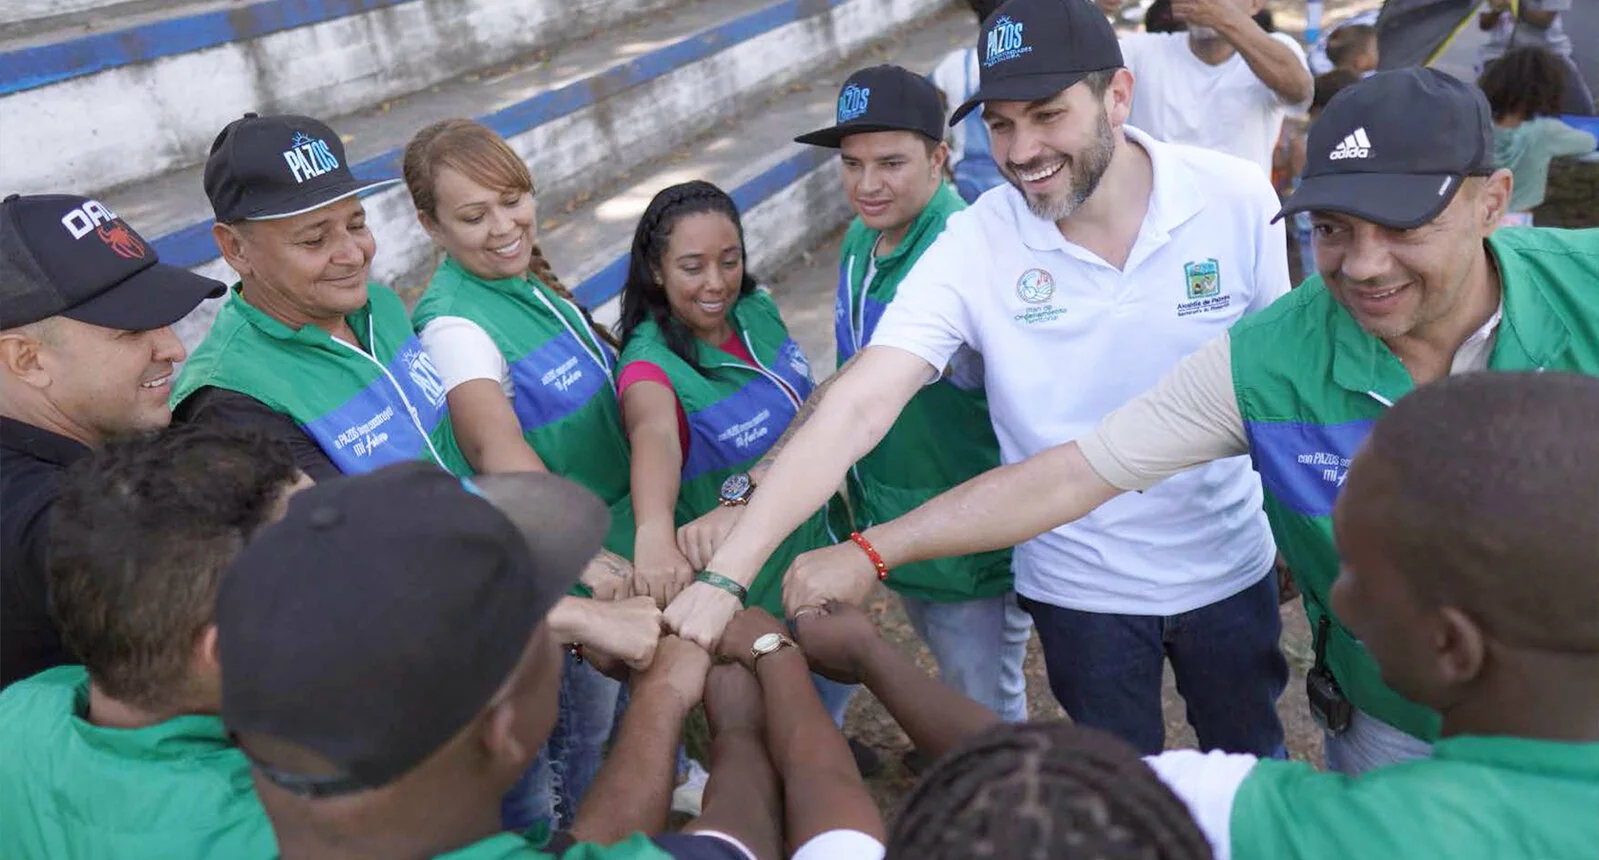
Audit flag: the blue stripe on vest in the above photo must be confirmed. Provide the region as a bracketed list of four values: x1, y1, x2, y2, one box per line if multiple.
[834, 262, 892, 365]
[298, 336, 450, 475]
[1245, 418, 1375, 517]
[772, 339, 817, 400]
[508, 331, 607, 432]
[682, 379, 800, 484]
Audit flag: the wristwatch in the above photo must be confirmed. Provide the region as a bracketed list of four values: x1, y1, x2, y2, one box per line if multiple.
[750, 632, 796, 665]
[718, 472, 755, 507]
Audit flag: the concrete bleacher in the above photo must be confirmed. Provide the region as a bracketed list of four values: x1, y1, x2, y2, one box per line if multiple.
[0, 0, 975, 351]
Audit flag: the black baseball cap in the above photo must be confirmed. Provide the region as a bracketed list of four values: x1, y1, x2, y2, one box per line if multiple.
[948, 0, 1123, 126]
[795, 65, 946, 148]
[0, 194, 224, 330]
[204, 113, 395, 223]
[217, 462, 609, 798]
[1276, 67, 1496, 230]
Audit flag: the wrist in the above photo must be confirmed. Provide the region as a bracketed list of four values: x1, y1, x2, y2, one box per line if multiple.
[545, 596, 592, 642]
[753, 643, 807, 676]
[850, 530, 891, 582]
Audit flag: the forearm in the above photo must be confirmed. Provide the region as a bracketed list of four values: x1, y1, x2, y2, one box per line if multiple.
[466, 436, 546, 474]
[857, 637, 999, 759]
[544, 596, 595, 643]
[757, 651, 885, 848]
[688, 726, 782, 860]
[570, 681, 692, 843]
[1220, 16, 1311, 103]
[629, 428, 685, 538]
[865, 441, 1123, 569]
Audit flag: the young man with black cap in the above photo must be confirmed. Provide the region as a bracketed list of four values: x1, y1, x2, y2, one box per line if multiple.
[0, 194, 224, 689]
[0, 423, 309, 859]
[678, 64, 1028, 721]
[706, 65, 1599, 774]
[172, 113, 471, 480]
[219, 462, 885, 860]
[670, 0, 1291, 761]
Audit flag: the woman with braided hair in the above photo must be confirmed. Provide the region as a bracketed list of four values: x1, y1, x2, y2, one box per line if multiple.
[617, 180, 855, 722]
[402, 118, 659, 833]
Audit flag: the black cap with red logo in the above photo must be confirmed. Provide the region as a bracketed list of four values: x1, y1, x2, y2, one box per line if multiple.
[0, 194, 225, 331]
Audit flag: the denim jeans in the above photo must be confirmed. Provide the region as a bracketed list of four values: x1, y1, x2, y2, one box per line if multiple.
[1020, 573, 1288, 757]
[1324, 708, 1432, 775]
[899, 591, 1031, 722]
[501, 651, 623, 832]
[812, 673, 856, 727]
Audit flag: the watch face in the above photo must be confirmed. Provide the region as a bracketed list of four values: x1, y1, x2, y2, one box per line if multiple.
[720, 472, 752, 502]
[752, 632, 782, 654]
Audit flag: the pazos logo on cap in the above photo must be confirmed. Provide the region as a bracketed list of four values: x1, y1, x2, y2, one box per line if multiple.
[838, 83, 871, 123]
[1329, 127, 1372, 161]
[282, 131, 342, 184]
[984, 15, 1032, 68]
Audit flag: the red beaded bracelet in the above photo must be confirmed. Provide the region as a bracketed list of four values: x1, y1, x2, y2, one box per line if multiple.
[849, 531, 889, 582]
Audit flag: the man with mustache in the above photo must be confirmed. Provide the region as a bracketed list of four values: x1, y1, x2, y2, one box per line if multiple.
[173, 113, 471, 479]
[0, 194, 224, 688]
[1119, 0, 1313, 176]
[668, 0, 1293, 760]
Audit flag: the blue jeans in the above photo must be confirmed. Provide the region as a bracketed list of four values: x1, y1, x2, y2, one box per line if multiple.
[1324, 708, 1432, 776]
[501, 651, 622, 832]
[1020, 573, 1288, 757]
[900, 591, 1031, 722]
[812, 673, 856, 727]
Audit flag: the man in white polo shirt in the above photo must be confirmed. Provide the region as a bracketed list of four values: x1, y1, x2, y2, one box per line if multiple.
[1120, 0, 1313, 175]
[665, 0, 1290, 758]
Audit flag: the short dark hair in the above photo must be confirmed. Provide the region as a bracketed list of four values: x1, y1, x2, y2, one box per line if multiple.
[1084, 68, 1117, 98]
[1478, 47, 1569, 121]
[887, 722, 1214, 860]
[1347, 371, 1599, 653]
[1144, 0, 1186, 33]
[1312, 69, 1360, 114]
[49, 423, 300, 710]
[1325, 23, 1376, 69]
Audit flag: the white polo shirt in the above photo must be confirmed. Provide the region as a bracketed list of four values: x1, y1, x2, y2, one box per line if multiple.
[1121, 32, 1312, 176]
[868, 126, 1285, 615]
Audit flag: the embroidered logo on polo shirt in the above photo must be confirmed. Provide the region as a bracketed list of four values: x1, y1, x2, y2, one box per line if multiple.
[1016, 268, 1054, 304]
[1176, 259, 1231, 317]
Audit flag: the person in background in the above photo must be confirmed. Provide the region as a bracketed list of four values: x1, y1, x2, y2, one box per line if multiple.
[1306, 9, 1377, 75]
[1479, 47, 1598, 227]
[402, 118, 659, 831]
[1323, 23, 1377, 77]
[930, 1, 1008, 202]
[1479, 0, 1594, 116]
[1276, 68, 1359, 283]
[1143, 0, 1185, 34]
[0, 194, 224, 689]
[218, 463, 876, 859]
[616, 181, 857, 727]
[173, 113, 472, 479]
[0, 424, 309, 859]
[1119, 0, 1313, 175]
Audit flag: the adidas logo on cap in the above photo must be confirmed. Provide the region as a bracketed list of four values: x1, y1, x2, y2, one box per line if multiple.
[1329, 127, 1372, 161]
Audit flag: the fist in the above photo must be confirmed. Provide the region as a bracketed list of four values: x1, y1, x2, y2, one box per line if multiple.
[633, 529, 695, 609]
[582, 596, 665, 670]
[703, 662, 765, 736]
[635, 635, 712, 711]
[580, 549, 634, 601]
[717, 607, 791, 672]
[663, 579, 745, 652]
[792, 602, 880, 685]
[782, 542, 878, 617]
[677, 505, 744, 570]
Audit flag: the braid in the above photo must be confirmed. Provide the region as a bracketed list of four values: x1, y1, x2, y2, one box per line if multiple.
[617, 181, 757, 374]
[888, 723, 1213, 860]
[528, 239, 620, 350]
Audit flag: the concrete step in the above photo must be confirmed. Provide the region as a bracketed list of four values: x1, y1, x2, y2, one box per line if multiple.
[0, 0, 677, 196]
[87, 0, 964, 348]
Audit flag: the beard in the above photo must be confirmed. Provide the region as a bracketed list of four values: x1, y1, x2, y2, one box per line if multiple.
[1006, 107, 1117, 223]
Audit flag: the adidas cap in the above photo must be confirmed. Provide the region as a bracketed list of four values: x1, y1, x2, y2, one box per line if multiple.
[1276, 67, 1495, 230]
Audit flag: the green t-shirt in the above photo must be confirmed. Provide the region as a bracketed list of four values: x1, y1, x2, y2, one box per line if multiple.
[1151, 735, 1599, 860]
[435, 831, 678, 859]
[0, 666, 276, 860]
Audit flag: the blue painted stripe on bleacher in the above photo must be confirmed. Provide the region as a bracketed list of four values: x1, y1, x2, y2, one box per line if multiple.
[0, 0, 414, 96]
[149, 0, 848, 279]
[572, 146, 834, 307]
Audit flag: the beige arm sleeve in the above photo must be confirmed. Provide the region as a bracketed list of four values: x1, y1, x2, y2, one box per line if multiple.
[1077, 333, 1250, 492]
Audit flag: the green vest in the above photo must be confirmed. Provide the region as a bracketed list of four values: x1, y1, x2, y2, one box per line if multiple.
[836, 184, 1011, 603]
[1230, 227, 1599, 739]
[0, 666, 277, 860]
[619, 290, 851, 616]
[412, 257, 636, 558]
[1232, 736, 1599, 860]
[435, 831, 672, 859]
[173, 285, 471, 477]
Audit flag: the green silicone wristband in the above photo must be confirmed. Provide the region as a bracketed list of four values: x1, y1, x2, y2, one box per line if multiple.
[694, 570, 749, 603]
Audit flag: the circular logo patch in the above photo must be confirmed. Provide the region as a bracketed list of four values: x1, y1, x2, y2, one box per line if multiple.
[1016, 268, 1055, 304]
